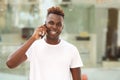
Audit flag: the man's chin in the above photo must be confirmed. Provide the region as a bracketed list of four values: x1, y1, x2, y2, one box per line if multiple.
[47, 35, 59, 39]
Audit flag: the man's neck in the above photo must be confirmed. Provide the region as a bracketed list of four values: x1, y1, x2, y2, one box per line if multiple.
[45, 38, 60, 45]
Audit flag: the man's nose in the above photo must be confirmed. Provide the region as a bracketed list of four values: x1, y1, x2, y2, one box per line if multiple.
[52, 24, 57, 29]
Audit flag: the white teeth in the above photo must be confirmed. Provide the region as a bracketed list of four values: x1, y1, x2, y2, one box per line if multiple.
[51, 31, 56, 34]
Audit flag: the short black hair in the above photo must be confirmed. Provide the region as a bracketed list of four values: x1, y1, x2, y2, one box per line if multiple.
[47, 6, 64, 18]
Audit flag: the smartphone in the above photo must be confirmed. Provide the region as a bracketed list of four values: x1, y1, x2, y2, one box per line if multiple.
[44, 23, 47, 28]
[40, 24, 47, 38]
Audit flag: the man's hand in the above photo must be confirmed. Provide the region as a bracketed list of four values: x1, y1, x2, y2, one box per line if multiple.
[32, 25, 47, 40]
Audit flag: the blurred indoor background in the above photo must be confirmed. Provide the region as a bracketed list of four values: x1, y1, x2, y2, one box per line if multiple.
[0, 0, 120, 80]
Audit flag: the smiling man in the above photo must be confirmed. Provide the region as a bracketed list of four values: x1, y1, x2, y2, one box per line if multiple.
[6, 6, 83, 80]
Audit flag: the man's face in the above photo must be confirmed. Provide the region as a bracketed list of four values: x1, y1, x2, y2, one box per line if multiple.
[45, 13, 64, 39]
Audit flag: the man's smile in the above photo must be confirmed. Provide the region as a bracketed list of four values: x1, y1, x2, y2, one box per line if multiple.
[49, 30, 57, 35]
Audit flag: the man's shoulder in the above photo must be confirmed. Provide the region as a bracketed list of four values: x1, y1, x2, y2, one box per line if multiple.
[32, 39, 44, 46]
[61, 40, 76, 48]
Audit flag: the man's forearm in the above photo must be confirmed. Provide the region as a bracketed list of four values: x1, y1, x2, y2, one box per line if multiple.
[6, 37, 36, 68]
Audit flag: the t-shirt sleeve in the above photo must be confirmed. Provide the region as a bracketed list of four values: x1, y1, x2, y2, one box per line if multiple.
[70, 47, 83, 68]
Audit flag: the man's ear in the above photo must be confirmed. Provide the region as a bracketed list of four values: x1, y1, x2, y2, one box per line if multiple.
[62, 25, 64, 29]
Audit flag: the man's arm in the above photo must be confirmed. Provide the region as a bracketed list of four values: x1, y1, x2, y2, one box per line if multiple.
[70, 67, 81, 80]
[6, 37, 36, 69]
[6, 26, 46, 69]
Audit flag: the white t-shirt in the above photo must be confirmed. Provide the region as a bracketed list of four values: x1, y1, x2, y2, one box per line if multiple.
[26, 38, 83, 80]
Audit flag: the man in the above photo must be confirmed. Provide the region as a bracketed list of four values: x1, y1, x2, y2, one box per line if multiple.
[6, 6, 83, 80]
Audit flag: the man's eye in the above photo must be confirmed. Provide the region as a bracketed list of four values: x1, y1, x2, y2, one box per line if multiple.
[56, 23, 62, 27]
[49, 22, 54, 25]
